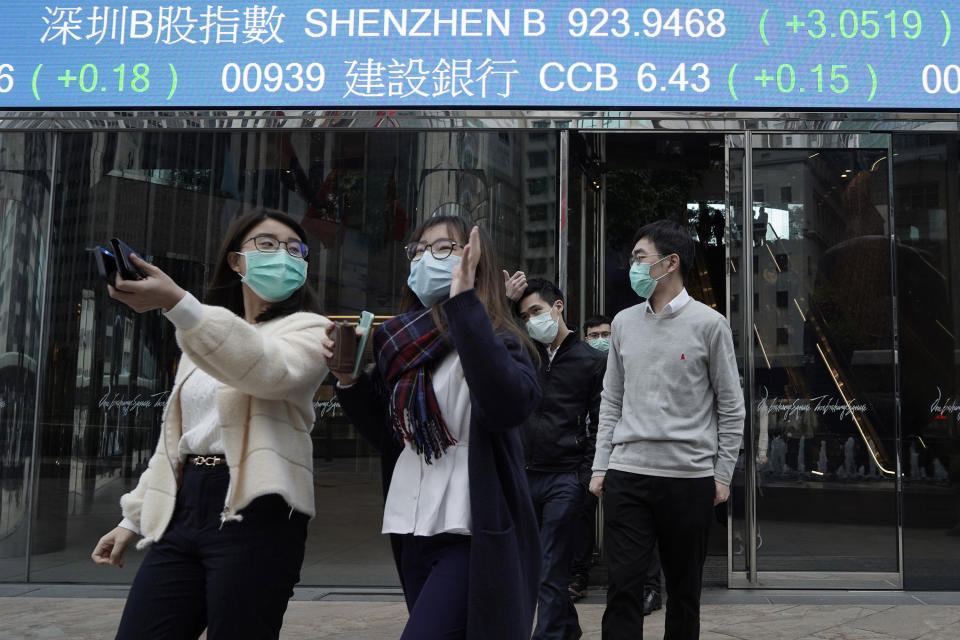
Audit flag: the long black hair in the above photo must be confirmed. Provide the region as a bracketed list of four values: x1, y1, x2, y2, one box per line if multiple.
[204, 210, 319, 322]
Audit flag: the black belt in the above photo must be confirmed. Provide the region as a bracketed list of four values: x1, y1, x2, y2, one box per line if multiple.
[186, 454, 226, 467]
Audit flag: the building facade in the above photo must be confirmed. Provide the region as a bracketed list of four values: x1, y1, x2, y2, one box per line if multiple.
[0, 1, 958, 592]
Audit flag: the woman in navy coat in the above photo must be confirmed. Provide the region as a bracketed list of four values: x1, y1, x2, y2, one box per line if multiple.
[331, 216, 541, 640]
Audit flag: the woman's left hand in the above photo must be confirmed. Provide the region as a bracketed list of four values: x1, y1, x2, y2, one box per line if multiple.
[109, 254, 186, 313]
[450, 225, 481, 298]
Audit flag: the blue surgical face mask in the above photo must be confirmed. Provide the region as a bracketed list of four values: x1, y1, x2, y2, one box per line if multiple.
[407, 253, 461, 307]
[526, 309, 559, 344]
[629, 255, 669, 299]
[238, 251, 307, 302]
[588, 337, 610, 353]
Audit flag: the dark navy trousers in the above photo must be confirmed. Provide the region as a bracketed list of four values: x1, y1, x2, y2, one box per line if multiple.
[115, 462, 308, 640]
[398, 532, 471, 640]
[528, 470, 584, 640]
[570, 487, 597, 584]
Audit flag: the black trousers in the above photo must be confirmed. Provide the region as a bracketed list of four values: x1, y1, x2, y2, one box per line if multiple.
[644, 541, 662, 592]
[601, 470, 714, 640]
[574, 490, 661, 591]
[116, 462, 308, 640]
[572, 489, 665, 591]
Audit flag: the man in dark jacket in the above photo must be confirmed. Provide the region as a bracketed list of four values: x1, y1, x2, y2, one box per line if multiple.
[515, 278, 606, 640]
[568, 315, 611, 602]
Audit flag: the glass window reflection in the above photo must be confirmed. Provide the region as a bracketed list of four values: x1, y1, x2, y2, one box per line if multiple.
[28, 130, 557, 585]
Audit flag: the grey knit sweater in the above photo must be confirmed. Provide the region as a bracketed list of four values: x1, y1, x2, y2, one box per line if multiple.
[591, 299, 745, 485]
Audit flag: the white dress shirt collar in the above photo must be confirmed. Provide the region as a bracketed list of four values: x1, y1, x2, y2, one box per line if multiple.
[644, 288, 691, 316]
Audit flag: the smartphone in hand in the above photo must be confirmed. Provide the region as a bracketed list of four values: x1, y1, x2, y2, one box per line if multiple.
[326, 322, 358, 374]
[93, 246, 118, 284]
[110, 238, 147, 280]
[352, 311, 375, 378]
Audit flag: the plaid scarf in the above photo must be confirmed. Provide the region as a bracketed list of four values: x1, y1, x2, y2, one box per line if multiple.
[373, 308, 456, 463]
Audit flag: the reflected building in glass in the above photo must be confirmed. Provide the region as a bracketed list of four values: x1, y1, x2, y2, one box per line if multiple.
[0, 118, 957, 592]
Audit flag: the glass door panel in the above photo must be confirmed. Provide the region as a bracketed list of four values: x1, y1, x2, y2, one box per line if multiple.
[726, 138, 749, 577]
[749, 135, 900, 585]
[597, 132, 731, 584]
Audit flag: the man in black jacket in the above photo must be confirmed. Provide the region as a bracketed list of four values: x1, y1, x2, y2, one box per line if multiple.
[515, 278, 606, 640]
[568, 315, 612, 602]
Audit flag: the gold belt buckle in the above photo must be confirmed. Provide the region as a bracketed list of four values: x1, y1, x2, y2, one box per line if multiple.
[193, 455, 222, 466]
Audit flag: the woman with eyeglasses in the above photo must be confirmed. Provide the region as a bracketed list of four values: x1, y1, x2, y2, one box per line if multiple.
[91, 210, 334, 640]
[331, 215, 542, 640]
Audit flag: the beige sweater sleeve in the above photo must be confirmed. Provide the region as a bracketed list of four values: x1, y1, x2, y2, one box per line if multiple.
[118, 439, 173, 533]
[173, 296, 331, 400]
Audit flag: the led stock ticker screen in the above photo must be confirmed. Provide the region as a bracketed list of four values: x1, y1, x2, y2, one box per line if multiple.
[1, 2, 959, 110]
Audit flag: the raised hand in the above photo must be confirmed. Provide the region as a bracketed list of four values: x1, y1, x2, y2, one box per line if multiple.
[503, 269, 527, 302]
[451, 226, 481, 298]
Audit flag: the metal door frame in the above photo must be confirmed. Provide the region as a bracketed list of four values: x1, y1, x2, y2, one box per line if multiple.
[727, 132, 903, 590]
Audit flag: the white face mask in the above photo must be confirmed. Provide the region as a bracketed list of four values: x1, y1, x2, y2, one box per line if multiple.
[588, 337, 611, 353]
[526, 310, 559, 344]
[407, 253, 461, 307]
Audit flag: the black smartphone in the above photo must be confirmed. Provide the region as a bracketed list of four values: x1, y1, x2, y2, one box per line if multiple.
[93, 246, 118, 284]
[110, 238, 147, 280]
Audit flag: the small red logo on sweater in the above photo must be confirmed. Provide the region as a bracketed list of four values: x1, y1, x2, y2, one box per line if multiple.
[681, 353, 686, 360]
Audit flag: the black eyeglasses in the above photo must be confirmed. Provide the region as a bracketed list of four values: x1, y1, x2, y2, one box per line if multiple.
[629, 252, 664, 267]
[585, 330, 611, 340]
[404, 239, 464, 262]
[242, 234, 308, 259]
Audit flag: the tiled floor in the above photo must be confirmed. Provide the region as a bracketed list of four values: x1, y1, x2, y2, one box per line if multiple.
[2, 586, 960, 639]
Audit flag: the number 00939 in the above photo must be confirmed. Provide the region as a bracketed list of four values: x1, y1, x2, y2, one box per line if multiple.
[221, 62, 325, 93]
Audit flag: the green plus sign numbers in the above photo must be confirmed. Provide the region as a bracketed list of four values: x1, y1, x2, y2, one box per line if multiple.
[0, 2, 956, 108]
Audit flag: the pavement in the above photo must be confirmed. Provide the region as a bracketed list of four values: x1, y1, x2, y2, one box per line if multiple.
[2, 585, 960, 640]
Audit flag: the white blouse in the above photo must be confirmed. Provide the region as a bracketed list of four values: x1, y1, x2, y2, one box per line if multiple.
[177, 366, 226, 460]
[382, 352, 473, 536]
[118, 325, 226, 534]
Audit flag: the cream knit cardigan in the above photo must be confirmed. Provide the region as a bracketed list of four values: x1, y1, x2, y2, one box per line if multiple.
[120, 294, 330, 549]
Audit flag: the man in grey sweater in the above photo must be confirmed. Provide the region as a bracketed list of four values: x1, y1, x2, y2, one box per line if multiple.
[590, 219, 744, 640]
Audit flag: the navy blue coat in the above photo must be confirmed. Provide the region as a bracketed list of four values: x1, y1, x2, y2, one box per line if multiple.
[336, 289, 542, 640]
